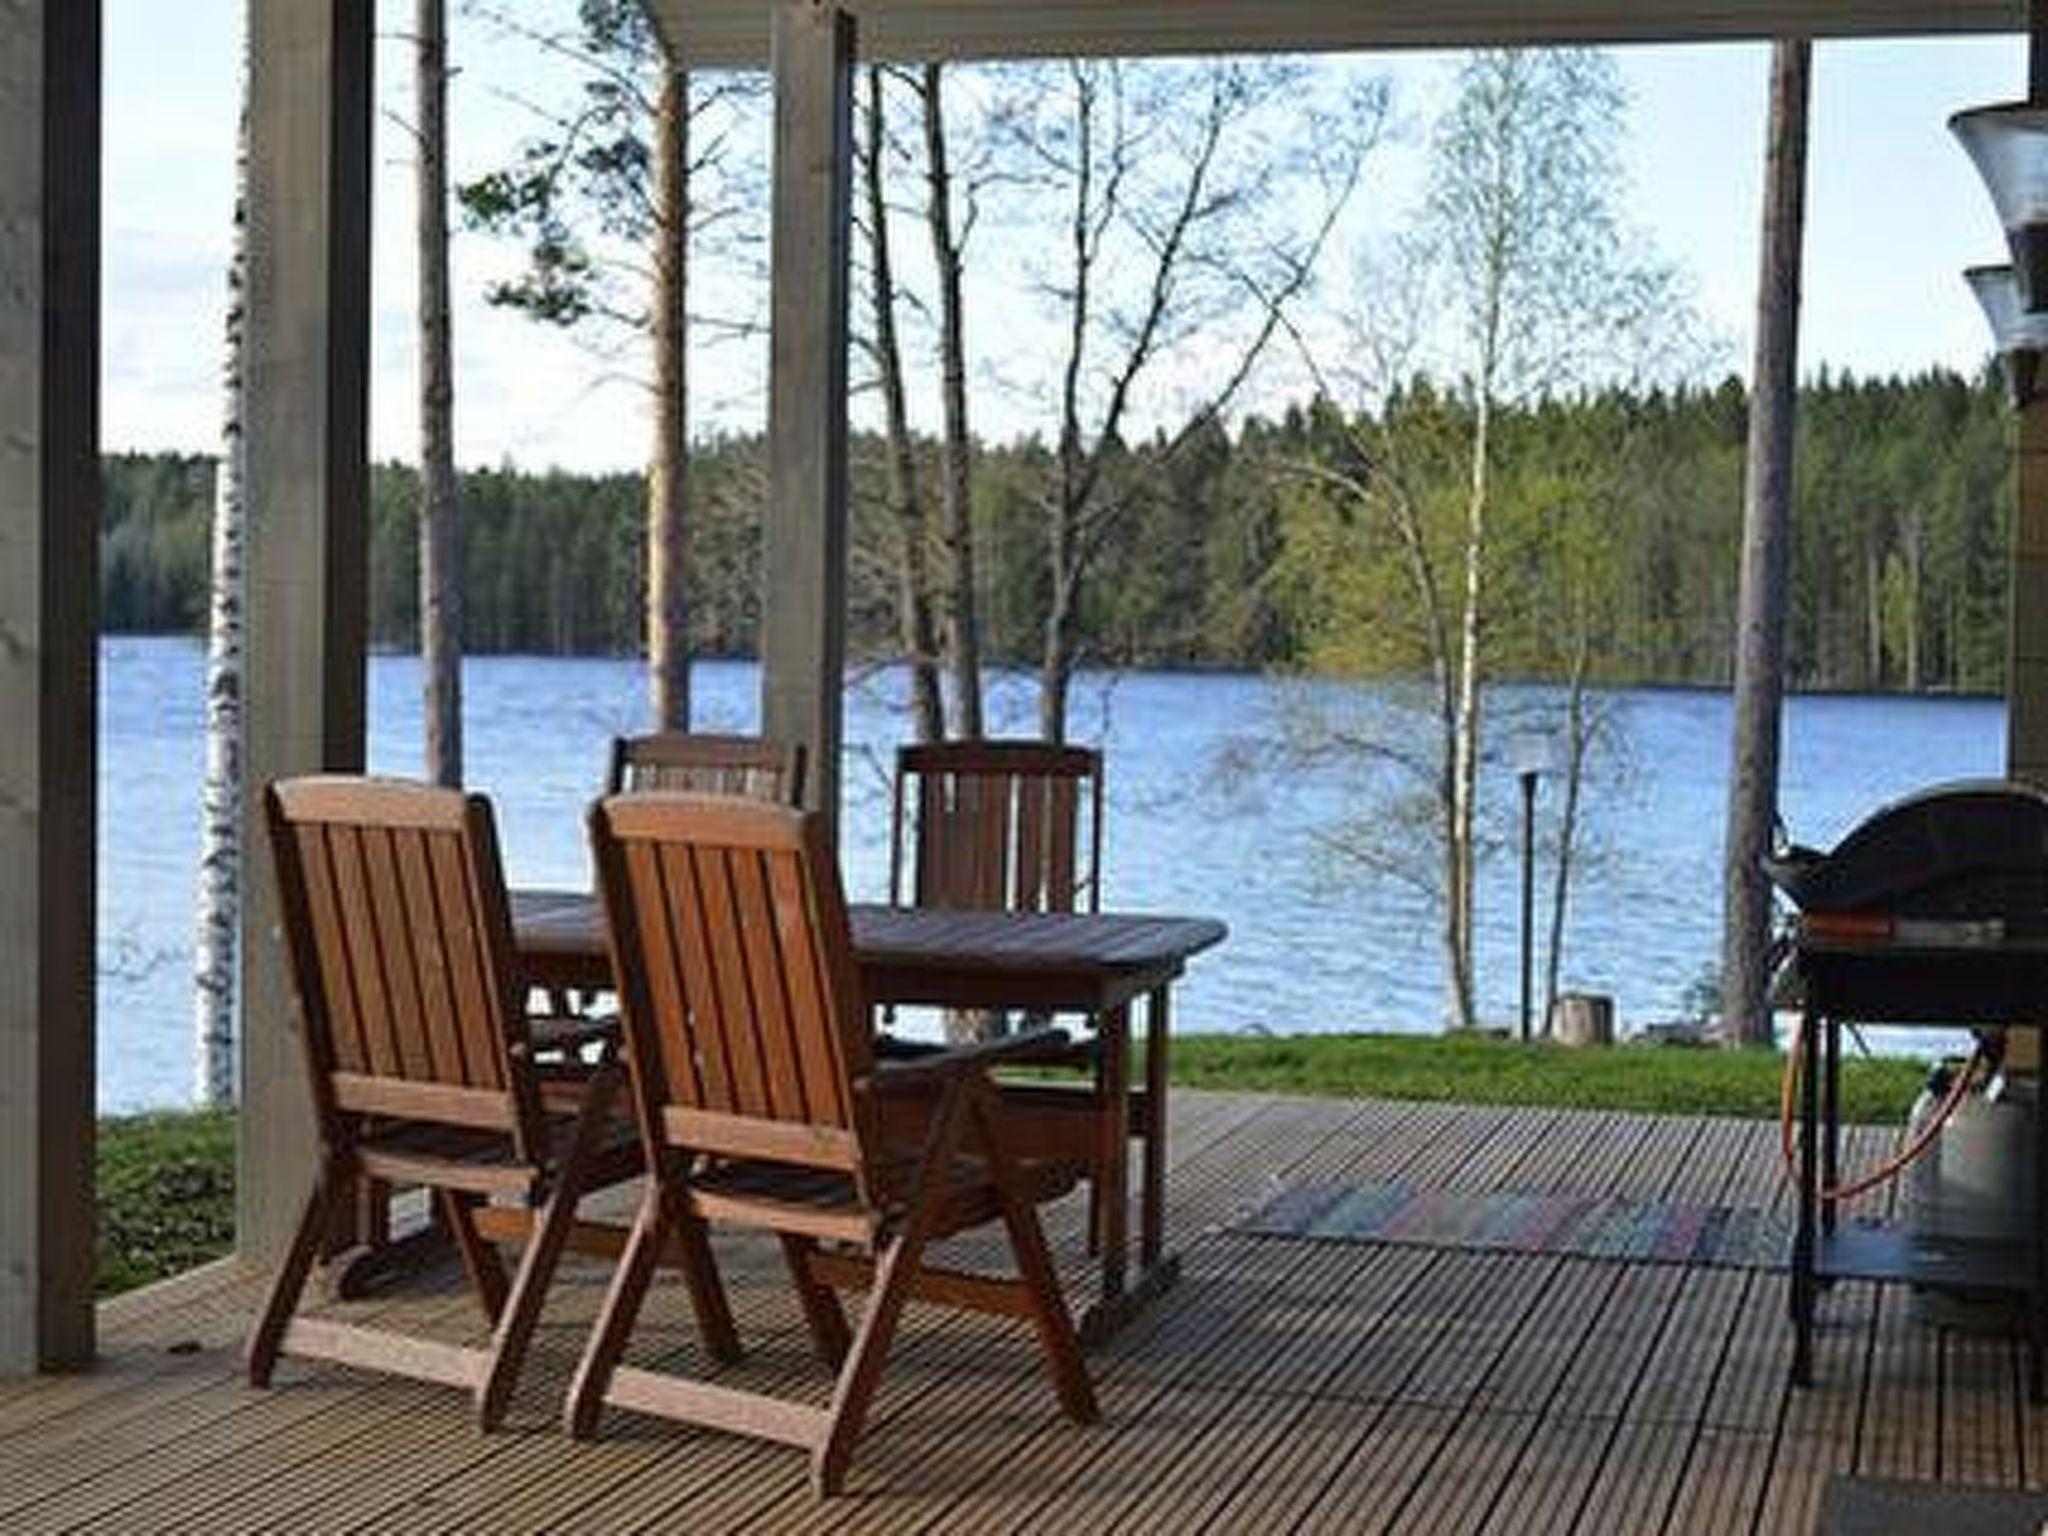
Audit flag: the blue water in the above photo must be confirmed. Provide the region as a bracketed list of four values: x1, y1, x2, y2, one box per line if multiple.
[99, 636, 2003, 1110]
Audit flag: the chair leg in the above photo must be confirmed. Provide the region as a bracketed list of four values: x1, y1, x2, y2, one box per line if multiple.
[780, 1234, 850, 1369]
[246, 1172, 336, 1388]
[475, 1180, 583, 1430]
[439, 1189, 509, 1324]
[812, 1083, 969, 1496]
[971, 1086, 1098, 1424]
[663, 1183, 742, 1366]
[478, 1068, 621, 1430]
[812, 1220, 930, 1498]
[565, 1187, 669, 1440]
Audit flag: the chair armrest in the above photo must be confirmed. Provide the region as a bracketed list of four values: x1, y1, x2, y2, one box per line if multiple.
[865, 1027, 1073, 1093]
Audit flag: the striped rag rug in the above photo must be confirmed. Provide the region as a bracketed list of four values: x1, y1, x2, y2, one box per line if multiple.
[1241, 1182, 1794, 1270]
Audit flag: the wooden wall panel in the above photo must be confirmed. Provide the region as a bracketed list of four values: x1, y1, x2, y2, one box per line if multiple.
[761, 2, 854, 833]
[0, 0, 100, 1374]
[239, 0, 373, 1258]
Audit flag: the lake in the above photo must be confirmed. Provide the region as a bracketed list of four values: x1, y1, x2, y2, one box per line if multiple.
[99, 635, 2002, 1110]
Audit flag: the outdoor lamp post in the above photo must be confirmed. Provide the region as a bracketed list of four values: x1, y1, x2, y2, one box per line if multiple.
[1955, 1, 2048, 788]
[1510, 732, 1561, 1044]
[1952, 104, 2048, 310]
[1965, 264, 2048, 404]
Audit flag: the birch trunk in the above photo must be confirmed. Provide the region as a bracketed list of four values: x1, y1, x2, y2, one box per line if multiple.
[1720, 39, 1810, 1047]
[922, 63, 983, 737]
[192, 78, 249, 1108]
[648, 65, 690, 730]
[417, 0, 463, 785]
[863, 66, 944, 744]
[1445, 387, 1489, 1030]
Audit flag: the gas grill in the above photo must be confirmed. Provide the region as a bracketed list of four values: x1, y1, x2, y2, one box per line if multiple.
[1770, 780, 2048, 1398]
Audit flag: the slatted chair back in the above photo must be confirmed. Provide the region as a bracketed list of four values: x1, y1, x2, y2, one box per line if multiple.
[591, 792, 877, 1196]
[266, 775, 544, 1162]
[607, 731, 807, 806]
[891, 741, 1103, 915]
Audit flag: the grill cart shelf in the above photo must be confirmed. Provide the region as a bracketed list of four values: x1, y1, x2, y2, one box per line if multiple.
[1787, 935, 2048, 1397]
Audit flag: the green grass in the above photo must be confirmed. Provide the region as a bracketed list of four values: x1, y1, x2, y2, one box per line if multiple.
[97, 1109, 235, 1296]
[1165, 1032, 1931, 1123]
[89, 1034, 1930, 1294]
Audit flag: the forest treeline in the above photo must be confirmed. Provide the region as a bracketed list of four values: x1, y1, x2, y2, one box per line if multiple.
[102, 365, 2012, 693]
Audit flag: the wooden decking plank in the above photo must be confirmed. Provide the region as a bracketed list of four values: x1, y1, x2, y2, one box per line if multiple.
[1470, 1411, 1615, 1536]
[1750, 1429, 1850, 1536]
[897, 1225, 1454, 1530]
[1575, 1418, 1696, 1535]
[1693, 1266, 1794, 1435]
[733, 1316, 1095, 1536]
[0, 1090, 2037, 1535]
[1659, 1427, 1776, 1536]
[0, 1268, 494, 1525]
[1940, 1326, 2025, 1487]
[1131, 1242, 1437, 1397]
[1279, 1402, 1465, 1533]
[1542, 1264, 1689, 1420]
[1627, 1268, 1754, 1426]
[1189, 1394, 1406, 1535]
[1389, 1406, 1541, 1536]
[1474, 1256, 1633, 1414]
[1855, 1284, 1942, 1482]
[1315, 1251, 1512, 1406]
[1068, 1381, 1307, 1534]
[1777, 1281, 1880, 1446]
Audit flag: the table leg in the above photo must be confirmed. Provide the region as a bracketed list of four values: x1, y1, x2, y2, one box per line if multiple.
[2035, 1030, 2046, 1402]
[1789, 1002, 1819, 1387]
[1822, 1014, 1840, 1236]
[1141, 985, 1168, 1267]
[1095, 1001, 1130, 1306]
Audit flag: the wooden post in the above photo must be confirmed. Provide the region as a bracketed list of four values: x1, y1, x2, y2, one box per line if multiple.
[2011, 396, 2048, 786]
[762, 1, 853, 834]
[1720, 39, 1810, 1047]
[0, 0, 100, 1374]
[238, 0, 373, 1259]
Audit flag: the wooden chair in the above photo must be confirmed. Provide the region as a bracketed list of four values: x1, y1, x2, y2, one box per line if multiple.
[890, 740, 1103, 915]
[570, 792, 1099, 1495]
[607, 730, 806, 804]
[245, 775, 654, 1429]
[887, 740, 1106, 1146]
[533, 731, 809, 1034]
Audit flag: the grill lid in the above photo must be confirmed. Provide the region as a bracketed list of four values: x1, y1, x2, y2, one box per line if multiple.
[1763, 779, 2048, 922]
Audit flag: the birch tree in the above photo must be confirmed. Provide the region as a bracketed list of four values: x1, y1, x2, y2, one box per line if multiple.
[191, 67, 249, 1108]
[1277, 50, 1691, 1028]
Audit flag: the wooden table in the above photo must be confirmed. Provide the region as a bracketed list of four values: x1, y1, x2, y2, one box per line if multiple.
[513, 890, 1226, 1341]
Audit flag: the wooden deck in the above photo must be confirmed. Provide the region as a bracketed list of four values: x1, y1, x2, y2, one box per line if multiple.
[6, 1089, 2041, 1532]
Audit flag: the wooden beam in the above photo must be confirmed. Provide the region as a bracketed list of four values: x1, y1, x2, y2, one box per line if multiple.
[649, 0, 2018, 67]
[239, 0, 373, 1259]
[0, 0, 100, 1374]
[761, 2, 853, 833]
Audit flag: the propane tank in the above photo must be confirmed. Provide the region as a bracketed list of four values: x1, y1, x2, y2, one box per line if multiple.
[1907, 1064, 2035, 1328]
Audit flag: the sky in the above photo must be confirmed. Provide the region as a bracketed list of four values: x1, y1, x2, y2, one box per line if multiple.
[104, 4, 2027, 475]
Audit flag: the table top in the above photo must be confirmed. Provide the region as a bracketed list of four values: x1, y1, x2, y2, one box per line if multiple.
[512, 889, 1226, 1013]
